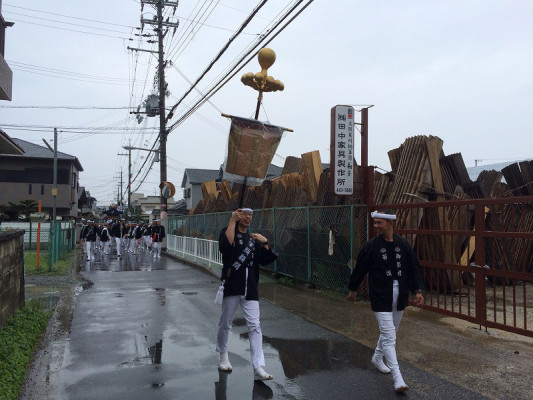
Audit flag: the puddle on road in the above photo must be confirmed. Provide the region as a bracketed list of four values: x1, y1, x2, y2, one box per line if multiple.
[120, 339, 163, 368]
[25, 285, 62, 311]
[238, 333, 372, 379]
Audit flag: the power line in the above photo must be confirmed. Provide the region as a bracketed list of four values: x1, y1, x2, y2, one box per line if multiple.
[165, 0, 214, 60]
[3, 4, 137, 28]
[167, 0, 312, 133]
[4, 11, 134, 34]
[9, 19, 129, 40]
[0, 105, 132, 110]
[166, 0, 270, 122]
[7, 60, 139, 82]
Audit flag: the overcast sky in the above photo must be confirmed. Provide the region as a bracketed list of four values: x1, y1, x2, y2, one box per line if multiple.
[2, 0, 532, 206]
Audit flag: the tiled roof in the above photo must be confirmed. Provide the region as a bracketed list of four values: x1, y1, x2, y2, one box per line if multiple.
[181, 164, 283, 188]
[181, 168, 220, 187]
[0, 129, 24, 155]
[2, 138, 84, 171]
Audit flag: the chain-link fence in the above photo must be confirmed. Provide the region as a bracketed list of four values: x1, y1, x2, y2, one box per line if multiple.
[168, 205, 368, 292]
[49, 221, 75, 267]
[1, 221, 76, 271]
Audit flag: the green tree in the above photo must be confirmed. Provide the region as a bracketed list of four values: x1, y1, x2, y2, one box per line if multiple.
[0, 204, 8, 222]
[9, 199, 38, 221]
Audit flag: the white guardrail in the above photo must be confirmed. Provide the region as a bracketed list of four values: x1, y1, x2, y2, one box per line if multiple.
[167, 235, 223, 275]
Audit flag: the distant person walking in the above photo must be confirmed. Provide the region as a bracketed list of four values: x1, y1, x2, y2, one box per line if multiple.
[216, 208, 277, 382]
[347, 209, 425, 393]
[83, 220, 98, 261]
[100, 222, 111, 255]
[142, 222, 152, 251]
[79, 221, 87, 254]
[152, 219, 165, 258]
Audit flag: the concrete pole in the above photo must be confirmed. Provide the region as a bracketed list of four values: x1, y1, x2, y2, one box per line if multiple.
[50, 128, 58, 271]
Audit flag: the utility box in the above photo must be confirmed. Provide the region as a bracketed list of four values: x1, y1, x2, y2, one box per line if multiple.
[145, 94, 160, 117]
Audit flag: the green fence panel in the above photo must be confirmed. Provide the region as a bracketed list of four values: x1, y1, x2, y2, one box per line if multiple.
[167, 205, 369, 292]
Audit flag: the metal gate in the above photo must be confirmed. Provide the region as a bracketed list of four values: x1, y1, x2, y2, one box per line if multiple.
[382, 196, 533, 337]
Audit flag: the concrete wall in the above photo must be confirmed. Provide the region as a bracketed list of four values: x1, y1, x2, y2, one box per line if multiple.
[0, 54, 12, 101]
[0, 229, 25, 329]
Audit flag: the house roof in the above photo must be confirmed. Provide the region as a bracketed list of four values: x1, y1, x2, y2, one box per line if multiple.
[181, 168, 219, 187]
[1, 138, 84, 171]
[0, 129, 24, 155]
[266, 164, 283, 178]
[181, 164, 284, 188]
[466, 160, 531, 181]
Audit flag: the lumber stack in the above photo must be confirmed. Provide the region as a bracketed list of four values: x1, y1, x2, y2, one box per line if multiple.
[187, 135, 532, 279]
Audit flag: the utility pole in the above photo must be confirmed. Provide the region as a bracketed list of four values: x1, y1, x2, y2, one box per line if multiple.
[120, 169, 124, 203]
[118, 152, 131, 209]
[138, 0, 179, 219]
[41, 130, 57, 271]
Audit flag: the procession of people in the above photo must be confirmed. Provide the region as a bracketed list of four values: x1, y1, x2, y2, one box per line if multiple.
[79, 204, 425, 394]
[79, 205, 165, 263]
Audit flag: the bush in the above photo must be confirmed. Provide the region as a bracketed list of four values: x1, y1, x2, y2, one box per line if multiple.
[0, 302, 50, 400]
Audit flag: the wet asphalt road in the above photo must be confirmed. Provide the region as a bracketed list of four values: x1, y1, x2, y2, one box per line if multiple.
[49, 248, 488, 400]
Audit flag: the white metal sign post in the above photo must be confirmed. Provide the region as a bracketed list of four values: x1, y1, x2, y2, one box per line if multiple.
[330, 105, 355, 195]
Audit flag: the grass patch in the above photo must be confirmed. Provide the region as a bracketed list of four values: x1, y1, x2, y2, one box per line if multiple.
[0, 301, 51, 400]
[24, 251, 74, 276]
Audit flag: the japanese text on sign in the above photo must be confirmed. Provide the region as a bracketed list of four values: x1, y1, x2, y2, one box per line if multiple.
[331, 105, 354, 195]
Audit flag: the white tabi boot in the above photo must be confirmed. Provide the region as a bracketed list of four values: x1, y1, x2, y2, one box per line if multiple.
[254, 366, 273, 381]
[218, 352, 232, 371]
[371, 354, 391, 374]
[392, 371, 409, 392]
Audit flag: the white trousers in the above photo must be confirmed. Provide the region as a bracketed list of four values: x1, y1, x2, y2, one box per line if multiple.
[129, 238, 139, 253]
[153, 242, 161, 256]
[374, 280, 403, 379]
[102, 241, 110, 255]
[115, 237, 122, 256]
[216, 295, 265, 369]
[143, 236, 152, 249]
[85, 241, 95, 260]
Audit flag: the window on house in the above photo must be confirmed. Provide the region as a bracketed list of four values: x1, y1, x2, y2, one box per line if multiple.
[41, 185, 44, 195]
[29, 184, 32, 194]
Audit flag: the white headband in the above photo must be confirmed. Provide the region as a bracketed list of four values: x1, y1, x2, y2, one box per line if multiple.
[241, 208, 253, 213]
[371, 211, 397, 220]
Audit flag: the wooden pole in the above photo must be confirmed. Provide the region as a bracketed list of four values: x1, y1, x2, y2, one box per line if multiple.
[238, 91, 264, 208]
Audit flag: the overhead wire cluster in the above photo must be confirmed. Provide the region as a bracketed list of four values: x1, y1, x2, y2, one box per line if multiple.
[3, 0, 315, 205]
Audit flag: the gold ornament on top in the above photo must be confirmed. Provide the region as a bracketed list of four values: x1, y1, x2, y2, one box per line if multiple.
[241, 48, 284, 93]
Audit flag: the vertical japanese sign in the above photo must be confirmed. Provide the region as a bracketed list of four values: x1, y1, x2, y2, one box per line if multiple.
[330, 105, 354, 195]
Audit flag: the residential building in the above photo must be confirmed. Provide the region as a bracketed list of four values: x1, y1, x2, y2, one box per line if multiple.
[78, 187, 97, 218]
[181, 165, 283, 211]
[0, 3, 14, 101]
[130, 192, 175, 222]
[181, 169, 220, 210]
[0, 133, 84, 219]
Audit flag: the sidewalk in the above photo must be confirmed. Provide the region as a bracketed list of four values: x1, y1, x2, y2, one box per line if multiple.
[256, 275, 533, 400]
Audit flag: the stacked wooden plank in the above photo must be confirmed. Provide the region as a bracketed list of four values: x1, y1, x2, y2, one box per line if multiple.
[302, 151, 323, 204]
[439, 153, 472, 197]
[502, 160, 533, 196]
